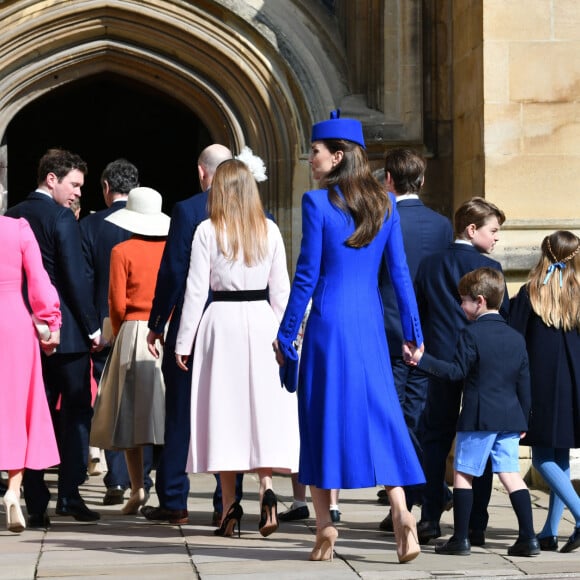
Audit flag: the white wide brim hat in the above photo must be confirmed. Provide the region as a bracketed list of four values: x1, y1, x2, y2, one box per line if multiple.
[105, 187, 170, 236]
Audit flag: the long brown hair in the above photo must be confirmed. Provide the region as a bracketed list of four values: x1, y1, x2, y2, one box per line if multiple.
[320, 139, 390, 248]
[208, 159, 268, 266]
[527, 230, 580, 332]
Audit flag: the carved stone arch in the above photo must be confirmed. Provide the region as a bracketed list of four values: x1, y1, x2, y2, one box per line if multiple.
[0, 0, 349, 255]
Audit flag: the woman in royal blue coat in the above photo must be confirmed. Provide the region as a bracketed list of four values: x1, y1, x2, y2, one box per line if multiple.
[275, 111, 424, 563]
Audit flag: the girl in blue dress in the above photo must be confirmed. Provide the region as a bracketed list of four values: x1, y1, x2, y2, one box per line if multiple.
[275, 111, 424, 563]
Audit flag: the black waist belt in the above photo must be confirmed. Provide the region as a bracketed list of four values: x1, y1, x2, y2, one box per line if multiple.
[212, 289, 268, 302]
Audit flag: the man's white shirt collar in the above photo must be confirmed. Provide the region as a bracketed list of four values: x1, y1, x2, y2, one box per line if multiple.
[395, 193, 419, 203]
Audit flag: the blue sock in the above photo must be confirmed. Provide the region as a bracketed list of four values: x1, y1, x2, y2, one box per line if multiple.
[533, 447, 580, 533]
[541, 489, 566, 538]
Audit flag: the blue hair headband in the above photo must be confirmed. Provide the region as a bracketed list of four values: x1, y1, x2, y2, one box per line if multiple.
[542, 261, 566, 287]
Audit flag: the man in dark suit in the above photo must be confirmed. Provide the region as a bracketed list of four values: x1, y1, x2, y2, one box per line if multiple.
[413, 196, 510, 545]
[378, 148, 453, 529]
[80, 158, 154, 505]
[142, 144, 238, 525]
[7, 148, 103, 526]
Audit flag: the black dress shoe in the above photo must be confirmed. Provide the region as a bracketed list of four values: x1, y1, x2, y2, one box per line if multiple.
[103, 485, 126, 506]
[56, 496, 100, 522]
[507, 537, 540, 556]
[27, 512, 51, 529]
[379, 511, 394, 533]
[330, 508, 341, 523]
[140, 505, 189, 525]
[469, 529, 486, 546]
[417, 520, 441, 544]
[435, 536, 471, 555]
[537, 534, 558, 551]
[560, 526, 580, 553]
[279, 504, 310, 522]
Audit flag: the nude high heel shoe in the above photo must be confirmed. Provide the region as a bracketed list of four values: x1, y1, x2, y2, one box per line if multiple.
[395, 511, 420, 563]
[309, 524, 338, 561]
[4, 490, 26, 533]
[121, 488, 149, 515]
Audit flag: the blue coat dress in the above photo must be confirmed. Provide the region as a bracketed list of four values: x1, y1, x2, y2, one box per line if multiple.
[277, 189, 425, 489]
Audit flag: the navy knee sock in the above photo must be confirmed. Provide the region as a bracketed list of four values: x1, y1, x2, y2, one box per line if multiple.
[509, 489, 535, 540]
[452, 488, 473, 541]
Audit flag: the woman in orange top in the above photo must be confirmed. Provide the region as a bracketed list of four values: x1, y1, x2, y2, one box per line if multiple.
[91, 187, 170, 515]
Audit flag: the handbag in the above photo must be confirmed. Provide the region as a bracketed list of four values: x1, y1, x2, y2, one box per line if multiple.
[278, 340, 299, 393]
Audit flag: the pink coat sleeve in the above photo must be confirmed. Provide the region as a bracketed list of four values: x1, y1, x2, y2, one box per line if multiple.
[19, 218, 61, 332]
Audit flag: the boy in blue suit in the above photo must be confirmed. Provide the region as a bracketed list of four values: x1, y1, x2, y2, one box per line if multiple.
[414, 197, 510, 545]
[406, 268, 539, 557]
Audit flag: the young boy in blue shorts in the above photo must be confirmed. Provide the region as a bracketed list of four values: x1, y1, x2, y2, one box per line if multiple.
[406, 267, 540, 557]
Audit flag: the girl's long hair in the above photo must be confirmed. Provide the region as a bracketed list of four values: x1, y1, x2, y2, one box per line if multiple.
[208, 159, 268, 266]
[527, 230, 580, 332]
[320, 139, 390, 248]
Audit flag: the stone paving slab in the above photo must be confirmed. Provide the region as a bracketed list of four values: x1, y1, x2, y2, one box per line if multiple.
[1, 471, 579, 579]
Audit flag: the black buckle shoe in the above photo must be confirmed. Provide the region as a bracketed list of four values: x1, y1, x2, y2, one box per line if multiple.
[279, 504, 310, 522]
[417, 520, 441, 544]
[537, 534, 558, 551]
[560, 527, 580, 553]
[140, 505, 189, 524]
[27, 512, 51, 529]
[330, 508, 341, 523]
[56, 496, 100, 522]
[507, 537, 540, 557]
[103, 485, 126, 506]
[435, 536, 471, 555]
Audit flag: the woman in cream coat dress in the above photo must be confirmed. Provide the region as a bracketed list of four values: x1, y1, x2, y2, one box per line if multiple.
[175, 159, 299, 539]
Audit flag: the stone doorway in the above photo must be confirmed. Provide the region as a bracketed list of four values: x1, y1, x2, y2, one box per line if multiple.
[6, 73, 211, 217]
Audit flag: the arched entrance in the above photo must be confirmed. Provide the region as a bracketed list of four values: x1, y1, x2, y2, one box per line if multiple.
[0, 0, 343, 261]
[7, 73, 211, 217]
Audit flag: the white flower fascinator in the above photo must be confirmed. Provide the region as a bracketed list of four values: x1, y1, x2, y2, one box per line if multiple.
[235, 146, 267, 182]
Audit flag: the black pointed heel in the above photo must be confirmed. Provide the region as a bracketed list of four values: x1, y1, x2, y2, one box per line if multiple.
[258, 489, 279, 537]
[214, 501, 243, 538]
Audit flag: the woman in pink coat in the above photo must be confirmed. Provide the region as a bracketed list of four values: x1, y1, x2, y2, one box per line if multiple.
[0, 216, 61, 532]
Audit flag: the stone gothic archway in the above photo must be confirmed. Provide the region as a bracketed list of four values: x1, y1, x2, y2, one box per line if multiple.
[0, 0, 351, 258]
[6, 73, 213, 214]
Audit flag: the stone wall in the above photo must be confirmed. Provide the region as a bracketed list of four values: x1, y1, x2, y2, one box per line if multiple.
[480, 0, 580, 286]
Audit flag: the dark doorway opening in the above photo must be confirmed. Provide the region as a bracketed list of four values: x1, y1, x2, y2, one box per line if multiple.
[6, 73, 211, 217]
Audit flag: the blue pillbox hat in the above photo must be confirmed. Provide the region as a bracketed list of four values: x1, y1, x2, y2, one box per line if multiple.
[311, 109, 365, 149]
